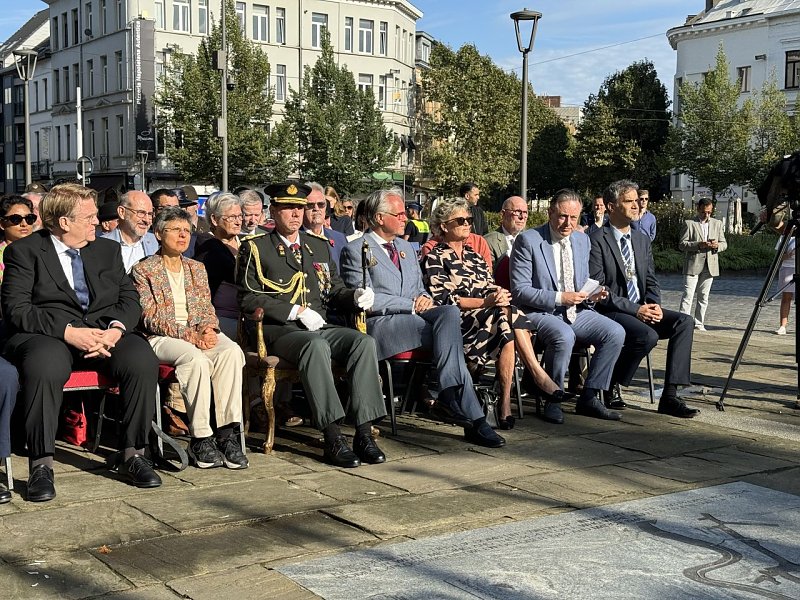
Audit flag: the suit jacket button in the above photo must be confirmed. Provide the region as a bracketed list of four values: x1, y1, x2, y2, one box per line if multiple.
[278, 278, 283, 283]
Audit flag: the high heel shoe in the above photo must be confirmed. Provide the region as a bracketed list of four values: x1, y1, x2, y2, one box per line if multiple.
[498, 415, 515, 430]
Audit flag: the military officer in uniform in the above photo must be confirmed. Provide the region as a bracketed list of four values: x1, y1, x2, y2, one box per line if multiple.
[236, 182, 386, 468]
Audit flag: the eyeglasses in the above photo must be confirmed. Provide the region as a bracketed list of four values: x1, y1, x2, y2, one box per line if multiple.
[381, 211, 407, 220]
[220, 214, 243, 222]
[121, 206, 154, 219]
[305, 202, 327, 210]
[342, 204, 354, 212]
[503, 209, 528, 218]
[445, 216, 474, 226]
[68, 213, 98, 224]
[162, 226, 192, 235]
[1, 213, 37, 226]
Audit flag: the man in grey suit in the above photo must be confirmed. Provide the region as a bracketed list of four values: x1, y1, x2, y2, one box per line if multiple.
[678, 198, 727, 331]
[340, 188, 505, 448]
[589, 180, 698, 418]
[99, 190, 159, 272]
[484, 195, 528, 267]
[510, 189, 625, 424]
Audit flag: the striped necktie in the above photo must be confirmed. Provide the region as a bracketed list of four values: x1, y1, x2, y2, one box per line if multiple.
[620, 234, 639, 303]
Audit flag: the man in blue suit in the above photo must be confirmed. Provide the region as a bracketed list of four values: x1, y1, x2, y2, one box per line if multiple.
[99, 190, 159, 272]
[302, 183, 348, 268]
[510, 189, 625, 424]
[341, 188, 505, 448]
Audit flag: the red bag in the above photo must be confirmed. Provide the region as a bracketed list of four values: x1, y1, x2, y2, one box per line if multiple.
[61, 401, 88, 447]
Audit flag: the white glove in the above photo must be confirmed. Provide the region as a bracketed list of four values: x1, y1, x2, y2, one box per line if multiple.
[354, 287, 375, 311]
[298, 308, 326, 331]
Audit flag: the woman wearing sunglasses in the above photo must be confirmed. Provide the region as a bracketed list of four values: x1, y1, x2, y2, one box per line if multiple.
[421, 197, 567, 429]
[0, 195, 37, 285]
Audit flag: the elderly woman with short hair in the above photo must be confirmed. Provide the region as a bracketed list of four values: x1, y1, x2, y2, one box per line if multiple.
[194, 192, 243, 339]
[131, 207, 247, 470]
[421, 197, 566, 428]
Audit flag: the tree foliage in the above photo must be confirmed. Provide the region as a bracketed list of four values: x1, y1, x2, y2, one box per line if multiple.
[282, 30, 397, 194]
[574, 60, 670, 195]
[667, 45, 754, 199]
[528, 111, 575, 198]
[155, 0, 294, 187]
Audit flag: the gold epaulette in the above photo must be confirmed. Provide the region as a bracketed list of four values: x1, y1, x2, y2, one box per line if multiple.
[244, 239, 307, 305]
[305, 231, 328, 241]
[240, 232, 267, 241]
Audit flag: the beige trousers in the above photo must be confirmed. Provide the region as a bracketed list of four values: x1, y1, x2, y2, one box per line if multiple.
[149, 333, 245, 438]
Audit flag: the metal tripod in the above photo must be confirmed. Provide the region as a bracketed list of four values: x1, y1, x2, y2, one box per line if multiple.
[718, 200, 800, 410]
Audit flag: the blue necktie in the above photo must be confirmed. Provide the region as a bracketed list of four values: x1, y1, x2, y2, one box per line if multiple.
[66, 249, 90, 312]
[620, 235, 639, 304]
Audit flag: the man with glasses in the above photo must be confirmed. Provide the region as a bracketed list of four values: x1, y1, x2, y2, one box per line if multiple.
[341, 188, 507, 449]
[99, 191, 159, 272]
[2, 183, 162, 502]
[631, 189, 657, 241]
[485, 196, 528, 266]
[301, 183, 347, 267]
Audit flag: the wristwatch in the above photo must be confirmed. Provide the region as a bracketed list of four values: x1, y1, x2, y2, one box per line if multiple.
[109, 324, 126, 336]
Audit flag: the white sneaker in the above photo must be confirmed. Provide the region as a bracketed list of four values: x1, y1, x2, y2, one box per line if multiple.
[775, 326, 787, 335]
[695, 323, 707, 332]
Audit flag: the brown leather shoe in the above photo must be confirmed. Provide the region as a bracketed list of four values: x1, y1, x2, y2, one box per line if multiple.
[162, 405, 189, 436]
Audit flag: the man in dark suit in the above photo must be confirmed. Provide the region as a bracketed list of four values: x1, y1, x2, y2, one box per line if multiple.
[236, 182, 386, 468]
[1, 183, 162, 502]
[340, 188, 506, 449]
[589, 180, 698, 418]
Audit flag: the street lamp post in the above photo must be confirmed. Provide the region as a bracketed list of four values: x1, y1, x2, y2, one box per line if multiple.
[13, 49, 38, 188]
[510, 9, 542, 201]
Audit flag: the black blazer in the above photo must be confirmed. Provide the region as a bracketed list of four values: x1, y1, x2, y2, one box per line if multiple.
[1, 230, 141, 340]
[588, 224, 660, 316]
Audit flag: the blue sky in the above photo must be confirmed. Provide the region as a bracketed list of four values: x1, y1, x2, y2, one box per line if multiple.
[4, 1, 704, 106]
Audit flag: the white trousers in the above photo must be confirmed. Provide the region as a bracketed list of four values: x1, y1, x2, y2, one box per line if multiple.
[679, 266, 714, 326]
[149, 333, 245, 438]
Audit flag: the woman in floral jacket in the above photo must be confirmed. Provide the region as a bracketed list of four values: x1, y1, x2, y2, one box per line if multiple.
[131, 207, 247, 470]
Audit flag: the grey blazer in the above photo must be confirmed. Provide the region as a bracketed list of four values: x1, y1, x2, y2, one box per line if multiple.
[99, 228, 160, 269]
[679, 217, 727, 277]
[484, 228, 509, 266]
[340, 235, 429, 360]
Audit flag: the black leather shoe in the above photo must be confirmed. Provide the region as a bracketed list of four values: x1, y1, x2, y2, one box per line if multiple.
[464, 421, 506, 448]
[576, 396, 622, 421]
[27, 464, 56, 502]
[324, 434, 361, 468]
[605, 384, 627, 410]
[119, 455, 162, 488]
[0, 483, 11, 504]
[658, 398, 699, 418]
[353, 434, 386, 464]
[541, 401, 565, 424]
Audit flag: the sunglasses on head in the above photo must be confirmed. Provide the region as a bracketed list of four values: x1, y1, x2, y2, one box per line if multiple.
[1, 213, 37, 226]
[445, 216, 474, 226]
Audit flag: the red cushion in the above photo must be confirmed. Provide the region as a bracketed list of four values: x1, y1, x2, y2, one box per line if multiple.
[389, 348, 431, 361]
[63, 370, 115, 390]
[158, 363, 177, 381]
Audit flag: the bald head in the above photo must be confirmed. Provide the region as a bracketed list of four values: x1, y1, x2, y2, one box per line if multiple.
[118, 190, 154, 241]
[500, 195, 528, 235]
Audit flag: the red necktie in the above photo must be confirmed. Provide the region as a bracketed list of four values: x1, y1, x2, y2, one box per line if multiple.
[383, 243, 400, 269]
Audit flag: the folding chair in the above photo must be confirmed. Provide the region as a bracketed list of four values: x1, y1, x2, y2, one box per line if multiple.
[379, 348, 432, 435]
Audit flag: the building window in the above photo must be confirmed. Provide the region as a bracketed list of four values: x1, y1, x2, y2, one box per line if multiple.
[401, 29, 407, 62]
[253, 5, 268, 42]
[72, 9, 79, 44]
[102, 117, 109, 156]
[358, 73, 373, 93]
[33, 81, 39, 112]
[115, 0, 124, 30]
[43, 78, 48, 108]
[87, 59, 94, 96]
[378, 75, 386, 109]
[198, 0, 208, 35]
[737, 66, 751, 93]
[786, 50, 800, 89]
[358, 19, 373, 54]
[85, 2, 93, 34]
[62, 12, 68, 47]
[379, 22, 388, 56]
[115, 51, 124, 90]
[236, 2, 246, 32]
[73, 63, 80, 95]
[63, 67, 70, 103]
[173, 0, 190, 32]
[421, 40, 431, 63]
[154, 0, 165, 29]
[100, 0, 107, 35]
[344, 17, 353, 52]
[117, 115, 125, 156]
[54, 70, 60, 103]
[56, 126, 62, 161]
[52, 17, 59, 50]
[65, 124, 71, 161]
[311, 13, 327, 49]
[101, 55, 108, 93]
[276, 7, 285, 44]
[276, 64, 286, 101]
[89, 119, 96, 157]
[395, 26, 400, 58]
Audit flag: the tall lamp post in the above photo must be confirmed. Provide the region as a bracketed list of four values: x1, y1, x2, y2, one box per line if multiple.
[510, 9, 541, 201]
[13, 49, 38, 188]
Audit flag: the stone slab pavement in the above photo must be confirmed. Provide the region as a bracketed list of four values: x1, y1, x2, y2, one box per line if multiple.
[1, 271, 799, 599]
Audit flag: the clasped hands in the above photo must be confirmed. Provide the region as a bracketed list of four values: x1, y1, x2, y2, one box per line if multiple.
[65, 326, 123, 358]
[483, 287, 512, 308]
[699, 240, 719, 251]
[190, 327, 218, 350]
[637, 303, 662, 324]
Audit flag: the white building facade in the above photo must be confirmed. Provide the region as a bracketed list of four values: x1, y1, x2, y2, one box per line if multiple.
[667, 0, 800, 214]
[3, 0, 422, 192]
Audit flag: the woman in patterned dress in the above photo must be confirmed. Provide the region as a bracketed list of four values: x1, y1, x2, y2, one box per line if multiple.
[422, 198, 566, 428]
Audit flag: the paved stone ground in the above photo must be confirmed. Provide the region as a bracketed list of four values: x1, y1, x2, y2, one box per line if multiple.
[2, 271, 799, 600]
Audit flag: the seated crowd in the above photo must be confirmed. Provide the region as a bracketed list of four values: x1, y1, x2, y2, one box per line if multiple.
[0, 178, 699, 504]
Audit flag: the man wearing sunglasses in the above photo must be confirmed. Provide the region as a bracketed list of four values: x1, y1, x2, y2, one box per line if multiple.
[99, 191, 159, 272]
[341, 188, 507, 449]
[301, 183, 348, 268]
[485, 196, 528, 266]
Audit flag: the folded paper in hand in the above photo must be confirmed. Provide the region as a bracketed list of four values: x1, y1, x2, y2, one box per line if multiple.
[580, 278, 602, 297]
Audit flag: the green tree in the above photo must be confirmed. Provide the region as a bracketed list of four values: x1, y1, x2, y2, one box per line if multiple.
[574, 60, 670, 194]
[667, 45, 754, 199]
[527, 107, 575, 198]
[282, 31, 397, 194]
[155, 0, 294, 187]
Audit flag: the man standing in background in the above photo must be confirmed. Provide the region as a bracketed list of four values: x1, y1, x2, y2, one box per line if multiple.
[460, 182, 488, 236]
